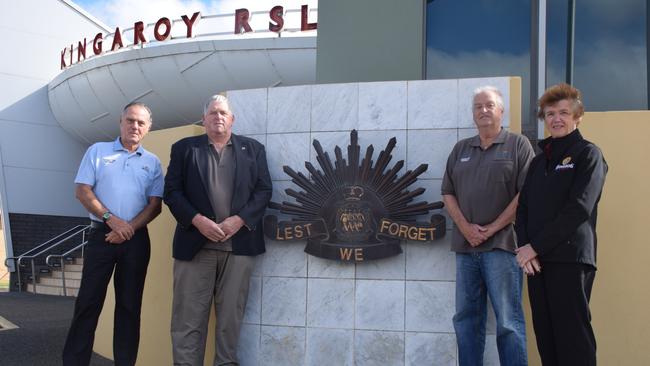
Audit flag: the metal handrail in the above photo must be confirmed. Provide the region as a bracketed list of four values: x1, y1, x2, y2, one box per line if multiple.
[46, 239, 88, 296]
[4, 225, 89, 293]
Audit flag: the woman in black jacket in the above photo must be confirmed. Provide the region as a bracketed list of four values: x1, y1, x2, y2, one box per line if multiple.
[514, 83, 607, 366]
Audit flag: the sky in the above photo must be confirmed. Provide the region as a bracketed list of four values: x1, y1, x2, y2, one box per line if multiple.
[72, 0, 316, 28]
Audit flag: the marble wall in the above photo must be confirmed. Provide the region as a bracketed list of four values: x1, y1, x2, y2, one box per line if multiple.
[226, 77, 513, 366]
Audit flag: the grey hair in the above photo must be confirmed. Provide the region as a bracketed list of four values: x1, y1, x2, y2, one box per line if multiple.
[472, 86, 505, 111]
[203, 94, 231, 115]
[122, 102, 153, 123]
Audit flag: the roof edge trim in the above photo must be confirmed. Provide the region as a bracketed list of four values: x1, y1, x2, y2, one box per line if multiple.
[58, 0, 112, 32]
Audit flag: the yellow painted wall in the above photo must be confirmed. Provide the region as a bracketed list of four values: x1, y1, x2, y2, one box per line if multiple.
[94, 124, 214, 364]
[525, 111, 650, 366]
[509, 77, 522, 134]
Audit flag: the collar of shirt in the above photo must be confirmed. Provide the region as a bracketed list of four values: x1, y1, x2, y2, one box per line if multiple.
[538, 129, 583, 162]
[469, 128, 508, 148]
[113, 137, 144, 155]
[207, 138, 233, 148]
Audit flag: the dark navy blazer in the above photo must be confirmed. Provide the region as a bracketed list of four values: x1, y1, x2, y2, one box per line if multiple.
[163, 133, 272, 260]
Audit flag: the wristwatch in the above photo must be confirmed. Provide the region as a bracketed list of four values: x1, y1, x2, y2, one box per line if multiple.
[102, 211, 112, 223]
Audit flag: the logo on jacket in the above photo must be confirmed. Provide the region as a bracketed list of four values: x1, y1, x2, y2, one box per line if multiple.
[263, 130, 446, 262]
[555, 156, 575, 171]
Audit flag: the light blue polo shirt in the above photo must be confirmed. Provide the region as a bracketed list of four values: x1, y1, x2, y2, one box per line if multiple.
[75, 137, 164, 222]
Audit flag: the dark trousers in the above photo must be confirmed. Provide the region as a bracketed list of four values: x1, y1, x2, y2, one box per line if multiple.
[527, 262, 597, 366]
[62, 225, 150, 366]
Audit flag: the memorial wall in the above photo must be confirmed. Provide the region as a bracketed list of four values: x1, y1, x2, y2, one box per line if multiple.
[94, 76, 521, 365]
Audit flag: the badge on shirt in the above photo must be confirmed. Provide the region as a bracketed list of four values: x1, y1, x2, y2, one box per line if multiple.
[460, 157, 470, 162]
[102, 153, 122, 165]
[555, 156, 575, 171]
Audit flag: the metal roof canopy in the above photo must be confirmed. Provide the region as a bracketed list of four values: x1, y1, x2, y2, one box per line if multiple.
[48, 36, 316, 144]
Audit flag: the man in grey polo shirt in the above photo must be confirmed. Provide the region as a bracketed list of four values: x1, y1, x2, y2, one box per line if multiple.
[441, 86, 534, 366]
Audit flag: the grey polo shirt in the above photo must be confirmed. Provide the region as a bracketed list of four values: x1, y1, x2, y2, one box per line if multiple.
[203, 140, 235, 251]
[441, 128, 534, 253]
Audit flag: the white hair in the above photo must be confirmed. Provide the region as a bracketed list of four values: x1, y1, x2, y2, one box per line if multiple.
[472, 86, 505, 111]
[122, 102, 152, 123]
[203, 94, 231, 115]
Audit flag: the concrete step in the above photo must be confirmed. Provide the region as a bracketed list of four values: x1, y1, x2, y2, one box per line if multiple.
[49, 256, 83, 268]
[60, 257, 83, 265]
[38, 276, 81, 288]
[58, 263, 83, 272]
[25, 283, 78, 297]
[50, 270, 82, 280]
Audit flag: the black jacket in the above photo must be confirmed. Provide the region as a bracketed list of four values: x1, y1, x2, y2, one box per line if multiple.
[515, 129, 607, 267]
[163, 133, 272, 260]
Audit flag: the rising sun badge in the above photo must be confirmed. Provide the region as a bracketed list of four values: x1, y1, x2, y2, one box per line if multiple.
[264, 130, 446, 262]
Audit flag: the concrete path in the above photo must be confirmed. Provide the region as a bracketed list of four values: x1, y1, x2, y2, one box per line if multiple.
[0, 292, 113, 366]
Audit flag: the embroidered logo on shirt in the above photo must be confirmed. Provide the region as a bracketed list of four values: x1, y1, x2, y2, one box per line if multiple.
[555, 156, 575, 171]
[102, 153, 121, 165]
[141, 165, 150, 173]
[460, 157, 470, 162]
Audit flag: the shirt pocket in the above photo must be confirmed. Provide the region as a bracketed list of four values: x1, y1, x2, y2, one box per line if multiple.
[486, 159, 514, 182]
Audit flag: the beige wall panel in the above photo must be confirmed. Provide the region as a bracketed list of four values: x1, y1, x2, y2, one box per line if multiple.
[525, 111, 650, 366]
[94, 124, 206, 364]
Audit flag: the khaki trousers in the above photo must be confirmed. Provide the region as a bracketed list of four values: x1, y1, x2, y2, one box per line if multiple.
[171, 249, 254, 366]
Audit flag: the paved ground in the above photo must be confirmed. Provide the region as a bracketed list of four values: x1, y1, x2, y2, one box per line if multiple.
[0, 292, 113, 366]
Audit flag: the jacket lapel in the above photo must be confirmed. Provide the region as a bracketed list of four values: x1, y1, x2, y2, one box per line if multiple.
[194, 134, 212, 197]
[230, 134, 245, 210]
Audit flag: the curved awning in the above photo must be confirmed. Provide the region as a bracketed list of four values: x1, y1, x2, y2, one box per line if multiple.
[48, 36, 316, 143]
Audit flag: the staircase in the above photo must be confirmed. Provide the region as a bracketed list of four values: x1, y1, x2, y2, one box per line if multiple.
[5, 224, 89, 297]
[24, 257, 83, 297]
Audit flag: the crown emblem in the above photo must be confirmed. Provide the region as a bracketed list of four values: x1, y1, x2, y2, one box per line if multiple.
[343, 186, 364, 201]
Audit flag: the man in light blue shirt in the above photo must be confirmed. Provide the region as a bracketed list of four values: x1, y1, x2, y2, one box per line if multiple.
[63, 102, 163, 366]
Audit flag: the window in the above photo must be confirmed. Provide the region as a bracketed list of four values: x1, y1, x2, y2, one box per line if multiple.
[425, 0, 533, 135]
[547, 0, 648, 111]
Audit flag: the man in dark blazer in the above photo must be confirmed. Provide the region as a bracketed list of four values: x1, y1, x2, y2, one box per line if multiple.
[164, 94, 272, 366]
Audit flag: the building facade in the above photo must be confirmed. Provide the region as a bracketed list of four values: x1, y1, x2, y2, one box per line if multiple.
[1, 1, 649, 365]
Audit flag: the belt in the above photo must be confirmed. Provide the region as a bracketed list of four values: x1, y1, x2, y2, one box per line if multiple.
[89, 220, 108, 229]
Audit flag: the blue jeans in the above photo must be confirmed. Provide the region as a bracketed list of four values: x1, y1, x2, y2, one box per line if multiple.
[453, 250, 527, 366]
